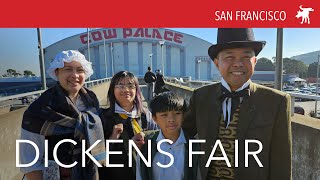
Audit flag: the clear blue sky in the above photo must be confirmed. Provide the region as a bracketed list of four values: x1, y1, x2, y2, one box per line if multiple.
[0, 28, 319, 76]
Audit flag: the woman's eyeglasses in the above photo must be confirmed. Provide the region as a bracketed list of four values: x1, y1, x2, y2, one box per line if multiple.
[115, 84, 136, 90]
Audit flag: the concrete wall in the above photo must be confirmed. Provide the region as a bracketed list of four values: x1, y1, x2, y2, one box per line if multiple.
[164, 82, 194, 104]
[165, 82, 320, 180]
[0, 82, 110, 180]
[89, 82, 110, 108]
[292, 114, 320, 180]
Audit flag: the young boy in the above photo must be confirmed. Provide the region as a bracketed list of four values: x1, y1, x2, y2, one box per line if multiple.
[136, 92, 200, 180]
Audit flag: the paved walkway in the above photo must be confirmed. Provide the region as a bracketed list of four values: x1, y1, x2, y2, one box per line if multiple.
[0, 107, 26, 180]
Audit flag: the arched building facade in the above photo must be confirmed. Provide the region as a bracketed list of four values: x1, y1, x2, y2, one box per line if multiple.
[44, 28, 220, 80]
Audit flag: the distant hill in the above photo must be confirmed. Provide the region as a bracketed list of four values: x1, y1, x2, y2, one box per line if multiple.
[291, 50, 320, 65]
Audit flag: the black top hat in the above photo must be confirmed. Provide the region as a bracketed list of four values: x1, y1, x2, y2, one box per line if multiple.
[208, 28, 266, 60]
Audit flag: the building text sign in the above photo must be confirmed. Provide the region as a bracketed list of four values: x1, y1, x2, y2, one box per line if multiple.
[80, 28, 184, 44]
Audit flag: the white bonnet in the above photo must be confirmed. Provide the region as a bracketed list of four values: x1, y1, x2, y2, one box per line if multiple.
[47, 50, 93, 81]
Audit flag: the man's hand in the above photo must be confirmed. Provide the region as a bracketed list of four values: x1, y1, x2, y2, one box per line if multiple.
[109, 123, 123, 139]
[132, 132, 145, 149]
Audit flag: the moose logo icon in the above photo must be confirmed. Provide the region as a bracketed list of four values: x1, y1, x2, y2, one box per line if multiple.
[296, 5, 314, 24]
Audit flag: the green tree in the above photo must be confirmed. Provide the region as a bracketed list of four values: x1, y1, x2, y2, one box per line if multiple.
[255, 57, 274, 71]
[283, 58, 307, 78]
[6, 69, 23, 77]
[23, 70, 35, 77]
[6, 69, 16, 76]
[13, 72, 22, 77]
[308, 62, 319, 77]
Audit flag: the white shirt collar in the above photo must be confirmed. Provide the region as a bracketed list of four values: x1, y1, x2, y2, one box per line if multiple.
[156, 129, 186, 146]
[221, 77, 251, 92]
[220, 78, 251, 128]
[114, 102, 139, 118]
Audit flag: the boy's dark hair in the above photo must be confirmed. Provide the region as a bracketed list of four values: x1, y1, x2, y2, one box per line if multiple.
[149, 91, 186, 116]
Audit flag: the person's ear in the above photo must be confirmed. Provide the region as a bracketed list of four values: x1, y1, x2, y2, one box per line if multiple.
[55, 69, 59, 79]
[214, 58, 219, 69]
[252, 56, 257, 65]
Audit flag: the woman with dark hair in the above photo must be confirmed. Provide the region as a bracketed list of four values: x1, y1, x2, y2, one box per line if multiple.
[99, 71, 158, 180]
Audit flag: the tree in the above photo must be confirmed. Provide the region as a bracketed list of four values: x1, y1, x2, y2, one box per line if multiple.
[308, 62, 319, 77]
[23, 70, 35, 77]
[283, 58, 307, 78]
[5, 69, 23, 77]
[255, 57, 274, 71]
[6, 69, 16, 76]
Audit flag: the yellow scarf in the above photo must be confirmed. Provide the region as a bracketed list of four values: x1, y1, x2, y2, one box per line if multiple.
[118, 113, 142, 135]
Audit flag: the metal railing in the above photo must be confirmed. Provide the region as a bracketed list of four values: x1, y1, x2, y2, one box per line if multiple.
[164, 76, 214, 89]
[0, 89, 45, 102]
[164, 77, 320, 117]
[0, 77, 112, 102]
[287, 92, 320, 116]
[4, 76, 320, 117]
[0, 104, 12, 109]
[84, 77, 111, 88]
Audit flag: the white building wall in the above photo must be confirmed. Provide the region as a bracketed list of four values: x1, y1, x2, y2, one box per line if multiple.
[162, 45, 167, 75]
[200, 62, 207, 80]
[156, 44, 162, 71]
[171, 46, 180, 76]
[44, 28, 217, 80]
[113, 42, 124, 73]
[143, 42, 152, 73]
[82, 48, 96, 79]
[98, 45, 108, 78]
[128, 42, 139, 74]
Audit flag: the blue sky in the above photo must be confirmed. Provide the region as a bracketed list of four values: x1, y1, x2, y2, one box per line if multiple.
[0, 28, 319, 76]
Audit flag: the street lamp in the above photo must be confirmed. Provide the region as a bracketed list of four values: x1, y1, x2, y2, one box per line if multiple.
[275, 28, 283, 91]
[159, 40, 165, 76]
[87, 28, 91, 81]
[110, 42, 115, 75]
[197, 59, 202, 80]
[102, 30, 107, 78]
[315, 54, 320, 117]
[149, 53, 153, 70]
[37, 28, 47, 90]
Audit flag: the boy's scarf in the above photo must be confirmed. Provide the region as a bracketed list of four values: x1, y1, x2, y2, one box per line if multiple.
[22, 84, 105, 180]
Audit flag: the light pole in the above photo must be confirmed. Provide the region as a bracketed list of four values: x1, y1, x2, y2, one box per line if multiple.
[197, 59, 202, 80]
[315, 54, 320, 117]
[102, 30, 107, 78]
[149, 53, 153, 70]
[110, 42, 115, 75]
[159, 40, 165, 76]
[87, 28, 91, 81]
[275, 28, 283, 91]
[37, 28, 47, 90]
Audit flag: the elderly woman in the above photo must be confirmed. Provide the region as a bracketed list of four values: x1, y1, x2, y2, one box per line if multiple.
[20, 50, 105, 180]
[99, 71, 158, 180]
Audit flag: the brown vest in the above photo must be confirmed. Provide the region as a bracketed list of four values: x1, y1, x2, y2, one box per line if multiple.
[206, 107, 240, 180]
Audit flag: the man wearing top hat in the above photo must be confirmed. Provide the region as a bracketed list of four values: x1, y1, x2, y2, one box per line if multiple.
[183, 28, 292, 180]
